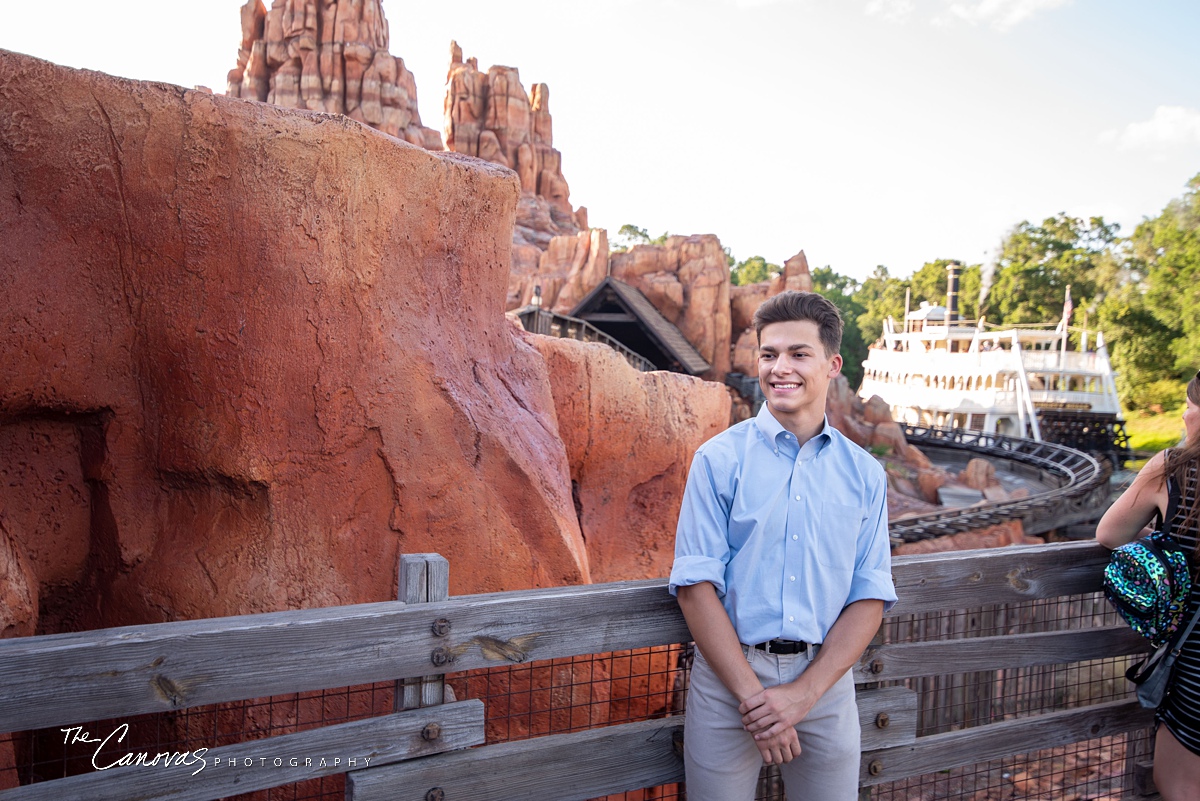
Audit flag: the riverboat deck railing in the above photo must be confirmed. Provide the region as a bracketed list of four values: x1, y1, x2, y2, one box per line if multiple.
[0, 543, 1161, 800]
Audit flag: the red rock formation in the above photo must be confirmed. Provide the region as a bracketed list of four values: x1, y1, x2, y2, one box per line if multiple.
[529, 336, 730, 583]
[507, 229, 610, 313]
[893, 521, 1040, 554]
[959, 458, 997, 490]
[730, 330, 760, 380]
[1, 50, 597, 630]
[730, 284, 770, 334]
[729, 250, 815, 376]
[825, 376, 880, 449]
[609, 235, 733, 382]
[824, 377, 966, 520]
[226, 0, 441, 149]
[445, 42, 582, 230]
[0, 520, 37, 640]
[769, 251, 815, 296]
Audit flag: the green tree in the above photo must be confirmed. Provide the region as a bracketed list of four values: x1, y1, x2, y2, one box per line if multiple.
[612, 224, 670, 252]
[730, 255, 780, 286]
[907, 260, 983, 322]
[983, 214, 1122, 326]
[853, 265, 908, 345]
[1097, 284, 1181, 408]
[1138, 174, 1200, 373]
[810, 266, 867, 388]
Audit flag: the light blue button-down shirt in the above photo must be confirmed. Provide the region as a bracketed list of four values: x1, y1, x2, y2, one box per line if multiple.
[669, 404, 898, 646]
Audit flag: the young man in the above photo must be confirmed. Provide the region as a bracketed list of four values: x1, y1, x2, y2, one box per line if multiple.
[669, 290, 897, 800]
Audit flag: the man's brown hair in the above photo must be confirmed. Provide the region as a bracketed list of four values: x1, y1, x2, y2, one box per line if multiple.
[752, 290, 844, 357]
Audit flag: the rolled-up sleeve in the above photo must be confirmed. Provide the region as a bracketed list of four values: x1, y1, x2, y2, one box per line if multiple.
[669, 449, 732, 597]
[846, 470, 898, 611]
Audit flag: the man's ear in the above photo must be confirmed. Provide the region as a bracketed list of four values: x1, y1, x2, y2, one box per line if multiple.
[829, 353, 843, 377]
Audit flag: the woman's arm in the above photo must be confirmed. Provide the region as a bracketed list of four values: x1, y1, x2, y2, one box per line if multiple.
[1096, 450, 1170, 549]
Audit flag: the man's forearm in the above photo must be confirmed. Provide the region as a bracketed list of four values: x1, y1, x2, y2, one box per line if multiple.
[790, 599, 883, 698]
[675, 582, 763, 702]
[677, 581, 805, 764]
[738, 598, 884, 741]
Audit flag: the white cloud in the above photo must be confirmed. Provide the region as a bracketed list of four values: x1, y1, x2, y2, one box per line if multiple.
[865, 0, 916, 22]
[933, 0, 1074, 31]
[1099, 106, 1200, 151]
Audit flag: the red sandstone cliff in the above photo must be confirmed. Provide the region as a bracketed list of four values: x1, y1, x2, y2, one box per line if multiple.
[226, 0, 442, 148]
[0, 53, 647, 638]
[0, 49, 731, 638]
[445, 42, 579, 230]
[610, 236, 733, 382]
[529, 336, 730, 583]
[223, 6, 751, 390]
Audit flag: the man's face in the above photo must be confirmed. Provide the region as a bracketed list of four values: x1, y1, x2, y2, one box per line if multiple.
[757, 320, 842, 420]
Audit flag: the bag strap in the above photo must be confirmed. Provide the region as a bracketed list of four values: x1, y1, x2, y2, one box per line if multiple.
[1157, 469, 1181, 538]
[1166, 594, 1200, 658]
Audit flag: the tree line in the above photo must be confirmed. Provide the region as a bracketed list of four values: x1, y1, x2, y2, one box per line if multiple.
[724, 173, 1200, 405]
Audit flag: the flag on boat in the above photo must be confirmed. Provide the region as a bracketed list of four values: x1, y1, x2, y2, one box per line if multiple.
[1059, 285, 1073, 331]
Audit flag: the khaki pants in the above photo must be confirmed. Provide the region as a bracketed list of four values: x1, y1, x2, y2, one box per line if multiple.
[683, 645, 861, 801]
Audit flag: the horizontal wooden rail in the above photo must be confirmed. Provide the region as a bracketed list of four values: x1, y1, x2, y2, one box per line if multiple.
[856, 688, 918, 750]
[347, 717, 684, 801]
[854, 625, 1148, 683]
[0, 542, 1114, 733]
[0, 579, 688, 732]
[888, 540, 1109, 615]
[859, 698, 1152, 786]
[0, 700, 485, 801]
[0, 541, 1154, 800]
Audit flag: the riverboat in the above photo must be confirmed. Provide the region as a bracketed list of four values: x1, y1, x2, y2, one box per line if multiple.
[857, 270, 1131, 466]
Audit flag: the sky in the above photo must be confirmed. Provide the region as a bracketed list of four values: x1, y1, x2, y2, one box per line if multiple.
[3, 0, 1199, 282]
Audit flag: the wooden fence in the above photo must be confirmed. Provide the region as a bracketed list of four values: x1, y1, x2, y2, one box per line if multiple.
[0, 542, 1160, 800]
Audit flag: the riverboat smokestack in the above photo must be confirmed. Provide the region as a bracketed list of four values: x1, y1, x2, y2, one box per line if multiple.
[946, 261, 961, 325]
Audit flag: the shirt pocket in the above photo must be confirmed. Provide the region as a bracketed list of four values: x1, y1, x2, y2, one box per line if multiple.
[816, 501, 864, 569]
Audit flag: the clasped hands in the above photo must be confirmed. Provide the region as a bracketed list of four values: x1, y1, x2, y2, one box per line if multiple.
[738, 681, 817, 766]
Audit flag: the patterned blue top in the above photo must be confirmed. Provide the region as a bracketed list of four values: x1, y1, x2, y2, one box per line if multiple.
[669, 403, 898, 646]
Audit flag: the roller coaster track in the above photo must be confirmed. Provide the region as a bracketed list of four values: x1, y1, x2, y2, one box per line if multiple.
[888, 426, 1113, 543]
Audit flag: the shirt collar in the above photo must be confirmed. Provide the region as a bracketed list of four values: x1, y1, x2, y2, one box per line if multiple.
[754, 403, 834, 449]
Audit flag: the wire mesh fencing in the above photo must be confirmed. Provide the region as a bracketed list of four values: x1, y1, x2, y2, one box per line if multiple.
[1, 592, 1152, 800]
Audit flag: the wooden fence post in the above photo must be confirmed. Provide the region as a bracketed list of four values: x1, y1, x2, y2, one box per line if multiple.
[396, 553, 452, 710]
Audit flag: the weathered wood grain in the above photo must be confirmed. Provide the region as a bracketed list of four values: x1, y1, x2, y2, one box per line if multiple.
[854, 625, 1149, 682]
[0, 580, 689, 732]
[0, 700, 484, 801]
[859, 699, 1153, 786]
[857, 687, 918, 750]
[398, 554, 449, 605]
[0, 542, 1116, 733]
[887, 541, 1109, 616]
[346, 717, 683, 801]
[398, 554, 448, 711]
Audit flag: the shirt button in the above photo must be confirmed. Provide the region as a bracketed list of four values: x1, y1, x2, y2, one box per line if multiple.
[789, 616, 795, 622]
[774, 450, 779, 456]
[790, 576, 796, 581]
[792, 535, 798, 540]
[795, 495, 801, 501]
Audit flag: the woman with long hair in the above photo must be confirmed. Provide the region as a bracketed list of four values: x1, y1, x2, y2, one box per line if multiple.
[1097, 374, 1200, 799]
